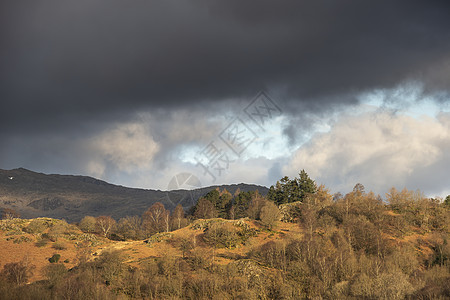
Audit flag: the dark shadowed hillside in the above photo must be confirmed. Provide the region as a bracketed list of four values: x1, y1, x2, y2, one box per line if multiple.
[0, 168, 268, 222]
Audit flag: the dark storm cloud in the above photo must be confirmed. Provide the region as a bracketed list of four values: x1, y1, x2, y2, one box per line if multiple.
[1, 0, 450, 135]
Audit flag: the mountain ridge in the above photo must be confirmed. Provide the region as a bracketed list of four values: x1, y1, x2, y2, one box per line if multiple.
[0, 168, 268, 222]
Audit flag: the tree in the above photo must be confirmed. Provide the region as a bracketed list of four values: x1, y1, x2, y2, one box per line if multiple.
[95, 250, 125, 287]
[142, 202, 168, 233]
[200, 189, 232, 218]
[260, 201, 281, 230]
[1, 208, 19, 220]
[297, 169, 317, 199]
[162, 210, 170, 232]
[246, 192, 266, 220]
[204, 189, 220, 206]
[193, 197, 217, 219]
[267, 181, 285, 205]
[217, 190, 233, 218]
[177, 236, 195, 258]
[44, 263, 67, 286]
[233, 190, 255, 219]
[79, 216, 97, 233]
[171, 204, 185, 230]
[228, 205, 236, 220]
[114, 216, 144, 240]
[304, 184, 333, 209]
[96, 216, 116, 238]
[353, 183, 365, 195]
[1, 260, 34, 285]
[267, 170, 316, 205]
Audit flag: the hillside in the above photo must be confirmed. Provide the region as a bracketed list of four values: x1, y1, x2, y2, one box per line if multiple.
[0, 217, 302, 283]
[0, 172, 448, 299]
[0, 168, 268, 222]
[0, 211, 448, 299]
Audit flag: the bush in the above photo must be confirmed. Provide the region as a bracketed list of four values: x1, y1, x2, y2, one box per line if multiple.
[41, 233, 55, 241]
[49, 254, 61, 263]
[203, 222, 240, 249]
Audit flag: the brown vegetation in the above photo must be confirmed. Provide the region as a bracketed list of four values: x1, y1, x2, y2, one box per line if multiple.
[0, 173, 449, 299]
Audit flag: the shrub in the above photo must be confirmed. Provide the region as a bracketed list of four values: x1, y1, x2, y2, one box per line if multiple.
[41, 233, 54, 241]
[203, 222, 240, 249]
[49, 254, 61, 263]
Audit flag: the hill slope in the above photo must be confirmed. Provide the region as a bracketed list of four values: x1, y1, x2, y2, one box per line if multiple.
[0, 168, 268, 222]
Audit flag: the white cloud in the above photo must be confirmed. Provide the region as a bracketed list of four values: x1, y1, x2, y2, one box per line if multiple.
[86, 122, 160, 177]
[283, 110, 450, 197]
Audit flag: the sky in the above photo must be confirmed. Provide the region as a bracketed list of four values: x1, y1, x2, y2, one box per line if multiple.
[1, 1, 450, 198]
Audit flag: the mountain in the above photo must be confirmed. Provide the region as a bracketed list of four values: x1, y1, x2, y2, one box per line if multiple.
[0, 168, 268, 222]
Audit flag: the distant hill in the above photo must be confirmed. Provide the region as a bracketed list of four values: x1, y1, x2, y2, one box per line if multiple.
[0, 168, 268, 222]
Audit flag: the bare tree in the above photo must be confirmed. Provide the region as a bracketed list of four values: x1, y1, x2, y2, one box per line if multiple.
[171, 204, 185, 230]
[1, 259, 35, 285]
[115, 216, 143, 240]
[1, 208, 20, 220]
[193, 198, 217, 219]
[162, 210, 170, 232]
[246, 193, 266, 220]
[260, 201, 281, 230]
[142, 202, 168, 233]
[96, 216, 116, 238]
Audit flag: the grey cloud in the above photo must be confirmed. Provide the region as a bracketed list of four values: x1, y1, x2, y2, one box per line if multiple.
[2, 0, 450, 135]
[2, 1, 450, 191]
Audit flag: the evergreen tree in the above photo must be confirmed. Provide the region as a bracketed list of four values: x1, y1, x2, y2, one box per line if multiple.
[297, 169, 317, 199]
[233, 190, 255, 218]
[268, 170, 317, 205]
[200, 189, 232, 218]
[217, 189, 232, 218]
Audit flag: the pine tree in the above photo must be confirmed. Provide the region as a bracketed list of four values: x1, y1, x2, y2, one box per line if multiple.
[268, 170, 317, 205]
[297, 169, 317, 200]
